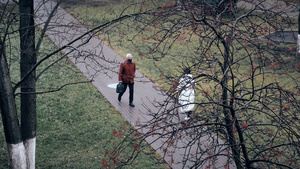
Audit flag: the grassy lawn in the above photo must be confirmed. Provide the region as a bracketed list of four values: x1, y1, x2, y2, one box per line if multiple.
[0, 30, 167, 169]
[61, 0, 186, 87]
[1, 0, 297, 168]
[61, 0, 300, 167]
[62, 0, 299, 94]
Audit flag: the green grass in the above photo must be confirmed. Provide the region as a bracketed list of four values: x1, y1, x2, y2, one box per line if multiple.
[62, 0, 299, 90]
[61, 1, 300, 168]
[1, 0, 297, 168]
[61, 0, 300, 115]
[0, 29, 167, 168]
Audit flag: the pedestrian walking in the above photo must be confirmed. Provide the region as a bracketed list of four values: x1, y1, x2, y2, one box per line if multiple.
[177, 68, 195, 120]
[118, 53, 136, 107]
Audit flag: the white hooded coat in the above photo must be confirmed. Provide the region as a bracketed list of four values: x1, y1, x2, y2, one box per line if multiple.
[177, 74, 195, 113]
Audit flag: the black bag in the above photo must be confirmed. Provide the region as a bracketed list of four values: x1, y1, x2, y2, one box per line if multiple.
[116, 83, 125, 93]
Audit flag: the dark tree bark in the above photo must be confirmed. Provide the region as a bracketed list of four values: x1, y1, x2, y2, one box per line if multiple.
[99, 1, 300, 168]
[0, 37, 26, 168]
[1, 0, 131, 168]
[297, 9, 300, 57]
[19, 0, 36, 168]
[0, 0, 37, 167]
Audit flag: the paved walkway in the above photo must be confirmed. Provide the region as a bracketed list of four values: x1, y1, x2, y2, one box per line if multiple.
[237, 0, 299, 18]
[34, 0, 235, 168]
[34, 0, 298, 168]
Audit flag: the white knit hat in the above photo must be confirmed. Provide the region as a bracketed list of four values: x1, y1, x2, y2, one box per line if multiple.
[126, 53, 132, 58]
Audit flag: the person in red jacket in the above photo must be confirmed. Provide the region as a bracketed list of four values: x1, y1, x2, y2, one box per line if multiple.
[118, 53, 136, 107]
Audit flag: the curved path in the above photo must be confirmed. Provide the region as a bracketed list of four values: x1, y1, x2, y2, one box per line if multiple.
[34, 0, 297, 168]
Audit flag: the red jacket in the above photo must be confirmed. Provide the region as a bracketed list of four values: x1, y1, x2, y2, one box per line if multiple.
[119, 61, 136, 83]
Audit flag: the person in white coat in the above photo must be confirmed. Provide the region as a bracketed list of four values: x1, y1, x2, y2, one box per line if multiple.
[177, 68, 195, 120]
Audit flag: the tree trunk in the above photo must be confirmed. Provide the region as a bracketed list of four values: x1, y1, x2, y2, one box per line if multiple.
[222, 42, 243, 169]
[0, 40, 27, 168]
[19, 0, 36, 168]
[297, 11, 300, 56]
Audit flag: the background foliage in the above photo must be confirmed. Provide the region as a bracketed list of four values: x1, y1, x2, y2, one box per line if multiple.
[61, 0, 300, 168]
[0, 4, 166, 168]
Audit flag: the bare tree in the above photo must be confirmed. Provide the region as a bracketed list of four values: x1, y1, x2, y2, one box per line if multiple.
[0, 0, 137, 168]
[19, 1, 36, 168]
[99, 0, 300, 168]
[1, 0, 298, 168]
[0, 1, 32, 167]
[297, 9, 300, 56]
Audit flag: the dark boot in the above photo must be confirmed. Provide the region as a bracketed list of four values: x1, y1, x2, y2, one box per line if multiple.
[118, 94, 121, 102]
[129, 103, 135, 107]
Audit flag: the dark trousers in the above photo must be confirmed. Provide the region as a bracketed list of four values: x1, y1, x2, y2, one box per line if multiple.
[118, 82, 134, 103]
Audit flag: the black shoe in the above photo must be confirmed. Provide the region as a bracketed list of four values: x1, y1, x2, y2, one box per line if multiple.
[129, 103, 135, 107]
